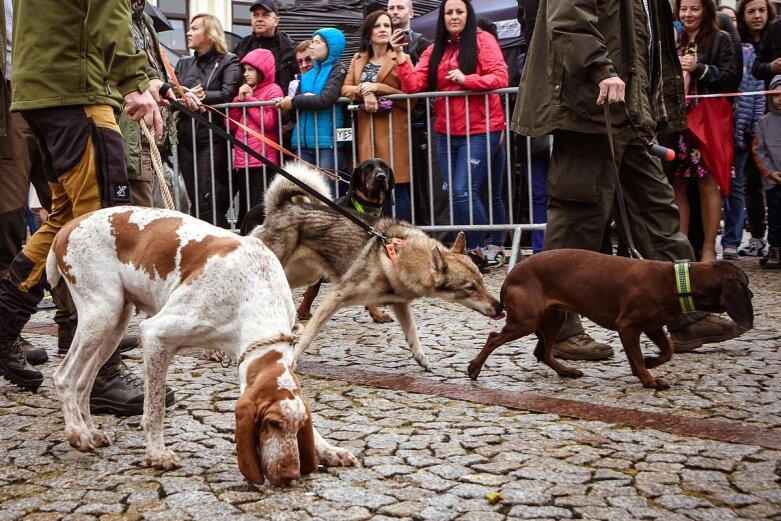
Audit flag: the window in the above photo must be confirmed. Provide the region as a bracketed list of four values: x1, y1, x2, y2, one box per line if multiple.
[157, 0, 189, 55]
[232, 1, 252, 37]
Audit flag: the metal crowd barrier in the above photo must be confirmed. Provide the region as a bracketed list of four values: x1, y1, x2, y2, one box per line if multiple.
[174, 87, 546, 269]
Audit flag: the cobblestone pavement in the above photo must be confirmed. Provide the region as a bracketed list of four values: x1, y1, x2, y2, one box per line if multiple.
[1, 255, 779, 520]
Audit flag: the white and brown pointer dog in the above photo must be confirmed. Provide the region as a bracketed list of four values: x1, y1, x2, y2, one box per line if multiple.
[47, 207, 357, 486]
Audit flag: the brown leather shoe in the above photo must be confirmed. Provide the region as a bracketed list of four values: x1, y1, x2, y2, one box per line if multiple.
[671, 314, 747, 353]
[18, 336, 48, 366]
[553, 332, 614, 361]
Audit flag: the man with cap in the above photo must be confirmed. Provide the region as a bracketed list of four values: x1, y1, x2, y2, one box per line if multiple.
[231, 0, 297, 96]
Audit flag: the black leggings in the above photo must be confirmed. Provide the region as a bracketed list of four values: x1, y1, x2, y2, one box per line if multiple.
[179, 139, 230, 228]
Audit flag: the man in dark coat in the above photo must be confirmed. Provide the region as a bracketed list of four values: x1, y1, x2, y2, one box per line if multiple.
[231, 0, 297, 96]
[512, 0, 747, 357]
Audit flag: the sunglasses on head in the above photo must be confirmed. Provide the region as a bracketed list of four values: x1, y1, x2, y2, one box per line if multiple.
[297, 56, 313, 65]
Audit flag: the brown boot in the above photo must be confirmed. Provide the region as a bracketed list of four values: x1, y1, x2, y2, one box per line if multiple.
[552, 332, 614, 361]
[670, 314, 747, 353]
[18, 336, 48, 365]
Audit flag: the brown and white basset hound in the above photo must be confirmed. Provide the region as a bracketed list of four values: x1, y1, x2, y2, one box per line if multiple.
[47, 206, 357, 486]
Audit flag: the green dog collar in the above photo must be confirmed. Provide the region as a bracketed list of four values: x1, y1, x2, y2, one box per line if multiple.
[674, 260, 696, 313]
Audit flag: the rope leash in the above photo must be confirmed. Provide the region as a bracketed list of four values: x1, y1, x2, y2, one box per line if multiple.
[139, 122, 175, 211]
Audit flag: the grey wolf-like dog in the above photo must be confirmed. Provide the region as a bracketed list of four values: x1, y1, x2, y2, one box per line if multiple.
[250, 162, 504, 370]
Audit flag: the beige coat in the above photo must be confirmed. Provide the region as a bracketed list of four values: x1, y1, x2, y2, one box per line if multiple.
[342, 51, 411, 184]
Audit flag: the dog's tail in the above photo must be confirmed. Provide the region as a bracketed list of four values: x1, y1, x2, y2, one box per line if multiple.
[264, 161, 333, 216]
[46, 241, 61, 289]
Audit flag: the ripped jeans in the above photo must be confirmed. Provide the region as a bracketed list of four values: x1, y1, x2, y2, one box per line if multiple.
[437, 131, 505, 249]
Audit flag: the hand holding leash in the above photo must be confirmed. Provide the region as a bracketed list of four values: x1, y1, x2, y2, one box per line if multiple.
[597, 77, 625, 105]
[124, 90, 162, 140]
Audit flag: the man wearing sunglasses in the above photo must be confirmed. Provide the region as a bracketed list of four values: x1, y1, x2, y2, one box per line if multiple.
[288, 40, 313, 97]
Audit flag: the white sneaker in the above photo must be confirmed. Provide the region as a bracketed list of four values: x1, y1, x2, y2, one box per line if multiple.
[738, 237, 767, 257]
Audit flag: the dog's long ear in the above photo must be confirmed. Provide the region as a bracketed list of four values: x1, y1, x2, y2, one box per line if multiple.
[296, 395, 318, 477]
[720, 276, 754, 329]
[349, 164, 362, 195]
[451, 232, 466, 254]
[385, 164, 395, 205]
[235, 396, 265, 485]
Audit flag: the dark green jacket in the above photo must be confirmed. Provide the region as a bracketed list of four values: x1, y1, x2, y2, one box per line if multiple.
[10, 0, 149, 113]
[511, 0, 686, 137]
[0, 6, 8, 137]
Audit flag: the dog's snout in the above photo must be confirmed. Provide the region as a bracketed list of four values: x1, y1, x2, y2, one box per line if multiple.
[375, 170, 387, 179]
[276, 463, 301, 485]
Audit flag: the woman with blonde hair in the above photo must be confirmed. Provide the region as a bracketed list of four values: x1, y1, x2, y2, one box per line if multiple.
[175, 13, 241, 228]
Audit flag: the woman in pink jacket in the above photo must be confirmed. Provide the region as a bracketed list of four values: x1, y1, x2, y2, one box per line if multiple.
[393, 0, 508, 263]
[229, 48, 283, 227]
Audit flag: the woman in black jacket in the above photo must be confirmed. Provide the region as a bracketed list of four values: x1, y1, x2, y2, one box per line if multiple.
[175, 13, 240, 228]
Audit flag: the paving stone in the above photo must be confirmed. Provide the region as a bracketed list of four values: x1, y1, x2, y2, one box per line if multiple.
[507, 505, 573, 519]
[1, 262, 779, 519]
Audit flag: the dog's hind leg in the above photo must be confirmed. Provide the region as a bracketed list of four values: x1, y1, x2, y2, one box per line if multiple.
[618, 328, 669, 390]
[643, 328, 674, 369]
[53, 301, 130, 452]
[390, 303, 431, 371]
[537, 309, 584, 379]
[467, 322, 530, 380]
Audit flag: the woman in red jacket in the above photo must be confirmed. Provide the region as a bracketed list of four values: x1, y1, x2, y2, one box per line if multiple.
[393, 0, 508, 262]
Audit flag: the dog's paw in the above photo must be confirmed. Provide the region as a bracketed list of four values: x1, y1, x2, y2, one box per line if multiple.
[146, 448, 181, 470]
[296, 310, 312, 321]
[89, 429, 111, 448]
[319, 445, 359, 468]
[369, 310, 394, 324]
[467, 361, 482, 380]
[412, 354, 432, 372]
[558, 368, 584, 379]
[66, 427, 111, 451]
[642, 378, 670, 390]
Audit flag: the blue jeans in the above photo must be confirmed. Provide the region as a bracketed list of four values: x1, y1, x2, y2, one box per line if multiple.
[385, 183, 412, 222]
[722, 149, 748, 249]
[437, 131, 505, 250]
[530, 155, 549, 254]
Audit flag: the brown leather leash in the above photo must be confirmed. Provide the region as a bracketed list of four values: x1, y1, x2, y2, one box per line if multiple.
[604, 103, 643, 260]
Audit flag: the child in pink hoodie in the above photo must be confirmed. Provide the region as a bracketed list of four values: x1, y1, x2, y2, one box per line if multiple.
[229, 48, 283, 228]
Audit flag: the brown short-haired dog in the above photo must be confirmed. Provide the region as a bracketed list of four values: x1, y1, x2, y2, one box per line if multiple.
[467, 249, 753, 389]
